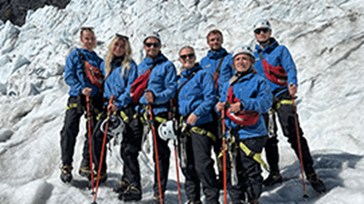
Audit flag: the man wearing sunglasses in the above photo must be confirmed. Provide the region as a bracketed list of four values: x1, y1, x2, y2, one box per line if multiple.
[200, 29, 234, 190]
[253, 19, 326, 193]
[137, 31, 177, 203]
[177, 46, 218, 204]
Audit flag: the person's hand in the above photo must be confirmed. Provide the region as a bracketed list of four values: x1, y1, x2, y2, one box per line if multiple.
[82, 87, 92, 96]
[145, 91, 154, 103]
[107, 103, 118, 112]
[289, 83, 297, 96]
[186, 113, 198, 125]
[216, 102, 226, 112]
[229, 102, 242, 114]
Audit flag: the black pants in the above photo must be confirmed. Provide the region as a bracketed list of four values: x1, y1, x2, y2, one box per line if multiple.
[228, 136, 267, 202]
[120, 108, 143, 189]
[151, 113, 171, 197]
[93, 105, 143, 188]
[212, 111, 223, 181]
[264, 91, 315, 176]
[60, 95, 101, 167]
[179, 122, 219, 204]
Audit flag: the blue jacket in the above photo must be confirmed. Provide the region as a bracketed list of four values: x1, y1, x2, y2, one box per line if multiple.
[254, 38, 298, 97]
[101, 59, 138, 110]
[177, 64, 217, 126]
[200, 48, 234, 96]
[64, 48, 103, 97]
[138, 53, 177, 115]
[219, 71, 272, 139]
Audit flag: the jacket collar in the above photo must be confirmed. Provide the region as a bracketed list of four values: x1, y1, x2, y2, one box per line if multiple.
[144, 52, 167, 66]
[255, 37, 279, 54]
[207, 48, 228, 60]
[181, 63, 202, 78]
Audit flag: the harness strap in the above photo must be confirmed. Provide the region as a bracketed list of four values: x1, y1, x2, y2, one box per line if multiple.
[190, 126, 216, 142]
[178, 116, 216, 142]
[65, 99, 101, 114]
[66, 103, 78, 111]
[275, 99, 293, 110]
[239, 141, 269, 171]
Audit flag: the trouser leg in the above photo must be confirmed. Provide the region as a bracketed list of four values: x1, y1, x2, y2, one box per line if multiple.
[152, 114, 171, 197]
[240, 136, 267, 201]
[179, 133, 201, 202]
[121, 116, 143, 189]
[276, 92, 315, 176]
[191, 123, 219, 204]
[92, 116, 108, 173]
[60, 96, 83, 166]
[263, 112, 280, 173]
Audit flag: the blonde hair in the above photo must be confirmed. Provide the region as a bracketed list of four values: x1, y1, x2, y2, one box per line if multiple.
[179, 45, 195, 56]
[105, 36, 133, 78]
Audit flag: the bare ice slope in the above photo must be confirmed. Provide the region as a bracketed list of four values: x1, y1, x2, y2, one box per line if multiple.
[0, 0, 363, 203]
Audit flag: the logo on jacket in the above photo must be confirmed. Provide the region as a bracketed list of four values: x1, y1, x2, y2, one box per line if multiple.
[205, 64, 211, 68]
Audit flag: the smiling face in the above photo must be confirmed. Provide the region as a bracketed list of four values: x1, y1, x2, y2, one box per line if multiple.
[207, 33, 223, 51]
[233, 53, 254, 73]
[179, 47, 196, 70]
[81, 30, 96, 51]
[112, 38, 126, 57]
[143, 37, 161, 59]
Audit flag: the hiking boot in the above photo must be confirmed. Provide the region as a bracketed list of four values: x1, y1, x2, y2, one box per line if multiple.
[150, 195, 164, 204]
[113, 178, 130, 193]
[187, 200, 202, 204]
[307, 173, 326, 193]
[79, 166, 92, 180]
[119, 186, 142, 201]
[94, 172, 108, 184]
[229, 201, 247, 204]
[263, 171, 282, 187]
[60, 165, 73, 183]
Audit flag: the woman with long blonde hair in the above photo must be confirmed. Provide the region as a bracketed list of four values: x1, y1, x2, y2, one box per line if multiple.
[93, 33, 144, 202]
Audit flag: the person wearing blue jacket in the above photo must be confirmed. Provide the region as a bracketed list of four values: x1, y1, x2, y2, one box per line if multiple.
[137, 31, 177, 204]
[199, 29, 234, 188]
[60, 27, 103, 183]
[216, 45, 272, 204]
[200, 29, 234, 95]
[253, 19, 326, 193]
[177, 46, 218, 204]
[90, 34, 143, 201]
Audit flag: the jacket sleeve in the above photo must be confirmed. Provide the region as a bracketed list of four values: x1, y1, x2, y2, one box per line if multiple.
[240, 78, 272, 113]
[118, 62, 138, 108]
[153, 62, 177, 104]
[280, 46, 298, 87]
[193, 72, 217, 118]
[219, 81, 229, 103]
[64, 51, 85, 95]
[218, 55, 234, 96]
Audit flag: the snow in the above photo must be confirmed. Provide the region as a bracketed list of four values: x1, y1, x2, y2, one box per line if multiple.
[0, 0, 363, 203]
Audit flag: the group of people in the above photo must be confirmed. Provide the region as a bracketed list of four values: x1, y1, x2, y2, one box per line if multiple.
[59, 19, 326, 204]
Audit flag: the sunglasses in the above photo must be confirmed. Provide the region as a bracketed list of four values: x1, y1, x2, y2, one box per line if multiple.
[180, 53, 195, 60]
[254, 28, 269, 34]
[144, 42, 161, 48]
